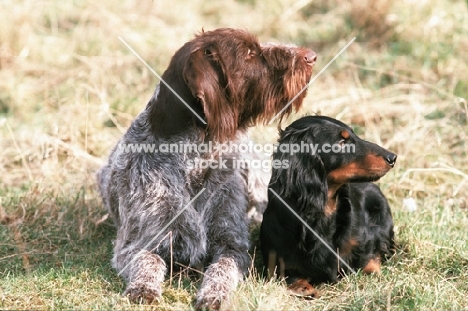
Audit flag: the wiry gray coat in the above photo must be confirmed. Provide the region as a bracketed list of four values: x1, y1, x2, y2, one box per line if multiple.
[97, 28, 316, 310]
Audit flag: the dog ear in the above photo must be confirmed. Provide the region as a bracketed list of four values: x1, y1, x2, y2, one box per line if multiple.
[270, 127, 328, 211]
[183, 48, 238, 142]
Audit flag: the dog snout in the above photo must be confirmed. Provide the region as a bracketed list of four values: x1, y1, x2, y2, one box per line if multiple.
[303, 50, 317, 65]
[386, 153, 397, 167]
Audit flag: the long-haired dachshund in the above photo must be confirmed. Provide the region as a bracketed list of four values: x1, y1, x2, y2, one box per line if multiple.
[260, 115, 397, 297]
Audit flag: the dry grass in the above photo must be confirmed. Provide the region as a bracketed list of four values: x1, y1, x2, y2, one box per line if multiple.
[1, 0, 467, 310]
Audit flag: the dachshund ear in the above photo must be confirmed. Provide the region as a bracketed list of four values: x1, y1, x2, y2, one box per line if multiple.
[270, 127, 328, 211]
[183, 48, 238, 141]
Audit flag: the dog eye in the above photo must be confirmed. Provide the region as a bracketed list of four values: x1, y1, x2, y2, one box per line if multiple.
[247, 49, 257, 57]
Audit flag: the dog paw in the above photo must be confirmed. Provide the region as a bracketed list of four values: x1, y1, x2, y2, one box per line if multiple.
[195, 284, 226, 311]
[194, 297, 221, 311]
[123, 282, 162, 304]
[362, 257, 381, 274]
[287, 278, 319, 299]
[194, 257, 242, 310]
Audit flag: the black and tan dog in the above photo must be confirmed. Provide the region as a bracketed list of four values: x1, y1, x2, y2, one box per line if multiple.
[260, 115, 396, 297]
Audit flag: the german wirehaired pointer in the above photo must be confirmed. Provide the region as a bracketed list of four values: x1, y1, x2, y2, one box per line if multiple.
[261, 116, 396, 297]
[97, 28, 316, 309]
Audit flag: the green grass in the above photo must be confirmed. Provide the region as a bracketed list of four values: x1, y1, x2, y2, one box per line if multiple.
[1, 0, 467, 309]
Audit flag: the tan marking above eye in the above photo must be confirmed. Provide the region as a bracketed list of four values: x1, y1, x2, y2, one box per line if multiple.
[340, 130, 350, 139]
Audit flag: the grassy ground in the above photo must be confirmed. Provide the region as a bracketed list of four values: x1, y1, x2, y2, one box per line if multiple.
[1, 0, 467, 310]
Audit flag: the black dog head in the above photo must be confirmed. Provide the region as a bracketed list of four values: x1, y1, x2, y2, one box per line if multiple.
[270, 115, 397, 212]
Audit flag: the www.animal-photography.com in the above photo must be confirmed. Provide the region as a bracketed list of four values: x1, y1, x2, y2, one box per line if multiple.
[1, 0, 467, 310]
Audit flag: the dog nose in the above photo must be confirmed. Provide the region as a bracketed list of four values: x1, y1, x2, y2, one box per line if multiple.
[304, 50, 317, 64]
[386, 153, 397, 167]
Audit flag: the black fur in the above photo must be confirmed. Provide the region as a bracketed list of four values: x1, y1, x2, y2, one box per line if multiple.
[260, 115, 397, 295]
